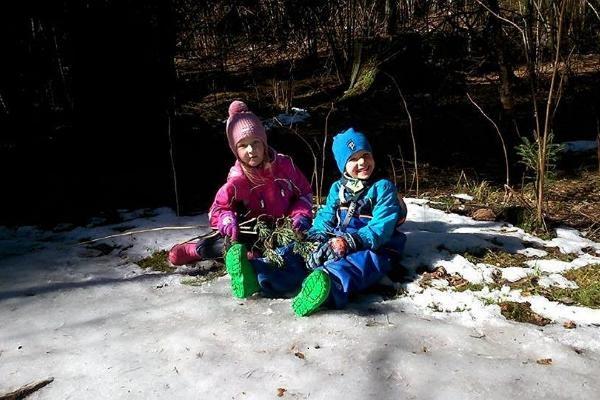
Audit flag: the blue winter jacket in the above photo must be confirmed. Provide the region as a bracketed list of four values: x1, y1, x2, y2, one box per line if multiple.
[309, 178, 407, 251]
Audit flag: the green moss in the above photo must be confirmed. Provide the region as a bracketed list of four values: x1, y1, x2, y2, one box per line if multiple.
[499, 301, 551, 326]
[454, 283, 485, 292]
[137, 250, 173, 273]
[464, 248, 529, 268]
[546, 265, 600, 308]
[481, 297, 497, 306]
[340, 63, 378, 101]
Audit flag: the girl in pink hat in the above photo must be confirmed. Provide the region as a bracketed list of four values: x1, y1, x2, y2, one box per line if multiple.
[169, 100, 313, 298]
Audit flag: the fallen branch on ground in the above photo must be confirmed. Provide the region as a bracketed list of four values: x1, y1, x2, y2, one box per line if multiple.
[0, 377, 54, 400]
[78, 219, 258, 245]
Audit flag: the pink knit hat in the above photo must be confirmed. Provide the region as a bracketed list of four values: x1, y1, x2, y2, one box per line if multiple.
[225, 101, 267, 156]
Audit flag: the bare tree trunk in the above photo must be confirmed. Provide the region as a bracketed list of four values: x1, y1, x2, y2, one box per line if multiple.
[487, 0, 515, 114]
[536, 0, 567, 226]
[385, 0, 398, 37]
[596, 118, 600, 174]
[523, 0, 541, 139]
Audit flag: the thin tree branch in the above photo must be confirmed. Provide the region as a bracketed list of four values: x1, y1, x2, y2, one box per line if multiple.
[384, 72, 419, 196]
[473, 0, 525, 34]
[585, 0, 600, 22]
[320, 102, 335, 206]
[466, 92, 510, 188]
[78, 226, 211, 245]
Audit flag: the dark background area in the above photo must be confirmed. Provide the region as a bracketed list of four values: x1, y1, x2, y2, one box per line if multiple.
[1, 1, 177, 225]
[2, 0, 599, 227]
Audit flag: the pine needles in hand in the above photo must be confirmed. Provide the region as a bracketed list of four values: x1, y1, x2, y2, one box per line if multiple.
[254, 217, 318, 268]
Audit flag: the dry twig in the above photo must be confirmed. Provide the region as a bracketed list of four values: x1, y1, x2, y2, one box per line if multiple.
[0, 377, 54, 400]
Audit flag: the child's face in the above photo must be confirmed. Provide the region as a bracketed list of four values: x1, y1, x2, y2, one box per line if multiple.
[345, 150, 374, 180]
[236, 137, 265, 167]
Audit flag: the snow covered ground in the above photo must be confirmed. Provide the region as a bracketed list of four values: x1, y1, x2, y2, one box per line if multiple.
[2, 199, 600, 399]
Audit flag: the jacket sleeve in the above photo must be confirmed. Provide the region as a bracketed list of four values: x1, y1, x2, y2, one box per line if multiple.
[208, 180, 240, 229]
[284, 157, 313, 220]
[307, 180, 341, 237]
[356, 180, 401, 250]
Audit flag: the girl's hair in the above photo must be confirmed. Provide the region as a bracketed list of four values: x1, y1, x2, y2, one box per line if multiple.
[240, 146, 274, 185]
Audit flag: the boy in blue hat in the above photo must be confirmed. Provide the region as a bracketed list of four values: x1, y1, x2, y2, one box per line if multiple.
[292, 128, 407, 316]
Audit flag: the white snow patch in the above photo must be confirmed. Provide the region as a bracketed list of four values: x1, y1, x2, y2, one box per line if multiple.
[501, 267, 532, 282]
[517, 247, 548, 257]
[538, 274, 578, 289]
[451, 193, 474, 201]
[2, 200, 600, 398]
[560, 140, 597, 153]
[548, 227, 600, 254]
[264, 107, 310, 128]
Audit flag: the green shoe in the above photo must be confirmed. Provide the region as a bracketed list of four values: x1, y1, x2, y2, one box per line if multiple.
[292, 269, 331, 317]
[225, 243, 260, 298]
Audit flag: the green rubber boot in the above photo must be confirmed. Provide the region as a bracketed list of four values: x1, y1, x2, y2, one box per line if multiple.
[225, 243, 260, 298]
[292, 269, 331, 317]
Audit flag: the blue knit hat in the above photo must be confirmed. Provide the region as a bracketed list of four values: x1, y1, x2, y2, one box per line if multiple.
[332, 128, 372, 173]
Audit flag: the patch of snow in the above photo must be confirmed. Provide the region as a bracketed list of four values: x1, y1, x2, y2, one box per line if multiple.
[538, 274, 578, 289]
[548, 227, 600, 254]
[436, 255, 489, 284]
[525, 259, 573, 274]
[560, 140, 597, 153]
[451, 193, 474, 201]
[264, 107, 310, 129]
[527, 295, 600, 326]
[2, 200, 600, 398]
[526, 253, 600, 274]
[501, 267, 532, 282]
[517, 247, 548, 257]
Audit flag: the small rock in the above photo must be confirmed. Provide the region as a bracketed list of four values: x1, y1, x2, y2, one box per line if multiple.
[472, 208, 496, 221]
[559, 297, 576, 305]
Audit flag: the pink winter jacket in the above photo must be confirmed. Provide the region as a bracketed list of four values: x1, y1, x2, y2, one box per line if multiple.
[208, 152, 313, 228]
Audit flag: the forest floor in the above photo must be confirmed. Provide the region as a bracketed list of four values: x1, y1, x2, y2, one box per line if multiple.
[175, 52, 600, 242]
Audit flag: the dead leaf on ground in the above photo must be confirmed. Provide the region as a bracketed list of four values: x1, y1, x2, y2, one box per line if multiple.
[563, 320, 577, 329]
[536, 358, 553, 365]
[277, 387, 287, 397]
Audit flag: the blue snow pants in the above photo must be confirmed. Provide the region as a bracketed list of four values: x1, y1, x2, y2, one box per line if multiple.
[323, 232, 407, 308]
[250, 244, 308, 298]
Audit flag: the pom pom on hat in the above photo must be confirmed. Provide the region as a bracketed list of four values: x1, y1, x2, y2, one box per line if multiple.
[225, 101, 267, 156]
[228, 100, 249, 116]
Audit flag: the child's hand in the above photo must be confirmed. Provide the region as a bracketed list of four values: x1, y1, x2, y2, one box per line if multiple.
[307, 241, 335, 270]
[329, 233, 361, 258]
[306, 233, 362, 270]
[218, 212, 239, 241]
[328, 237, 349, 258]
